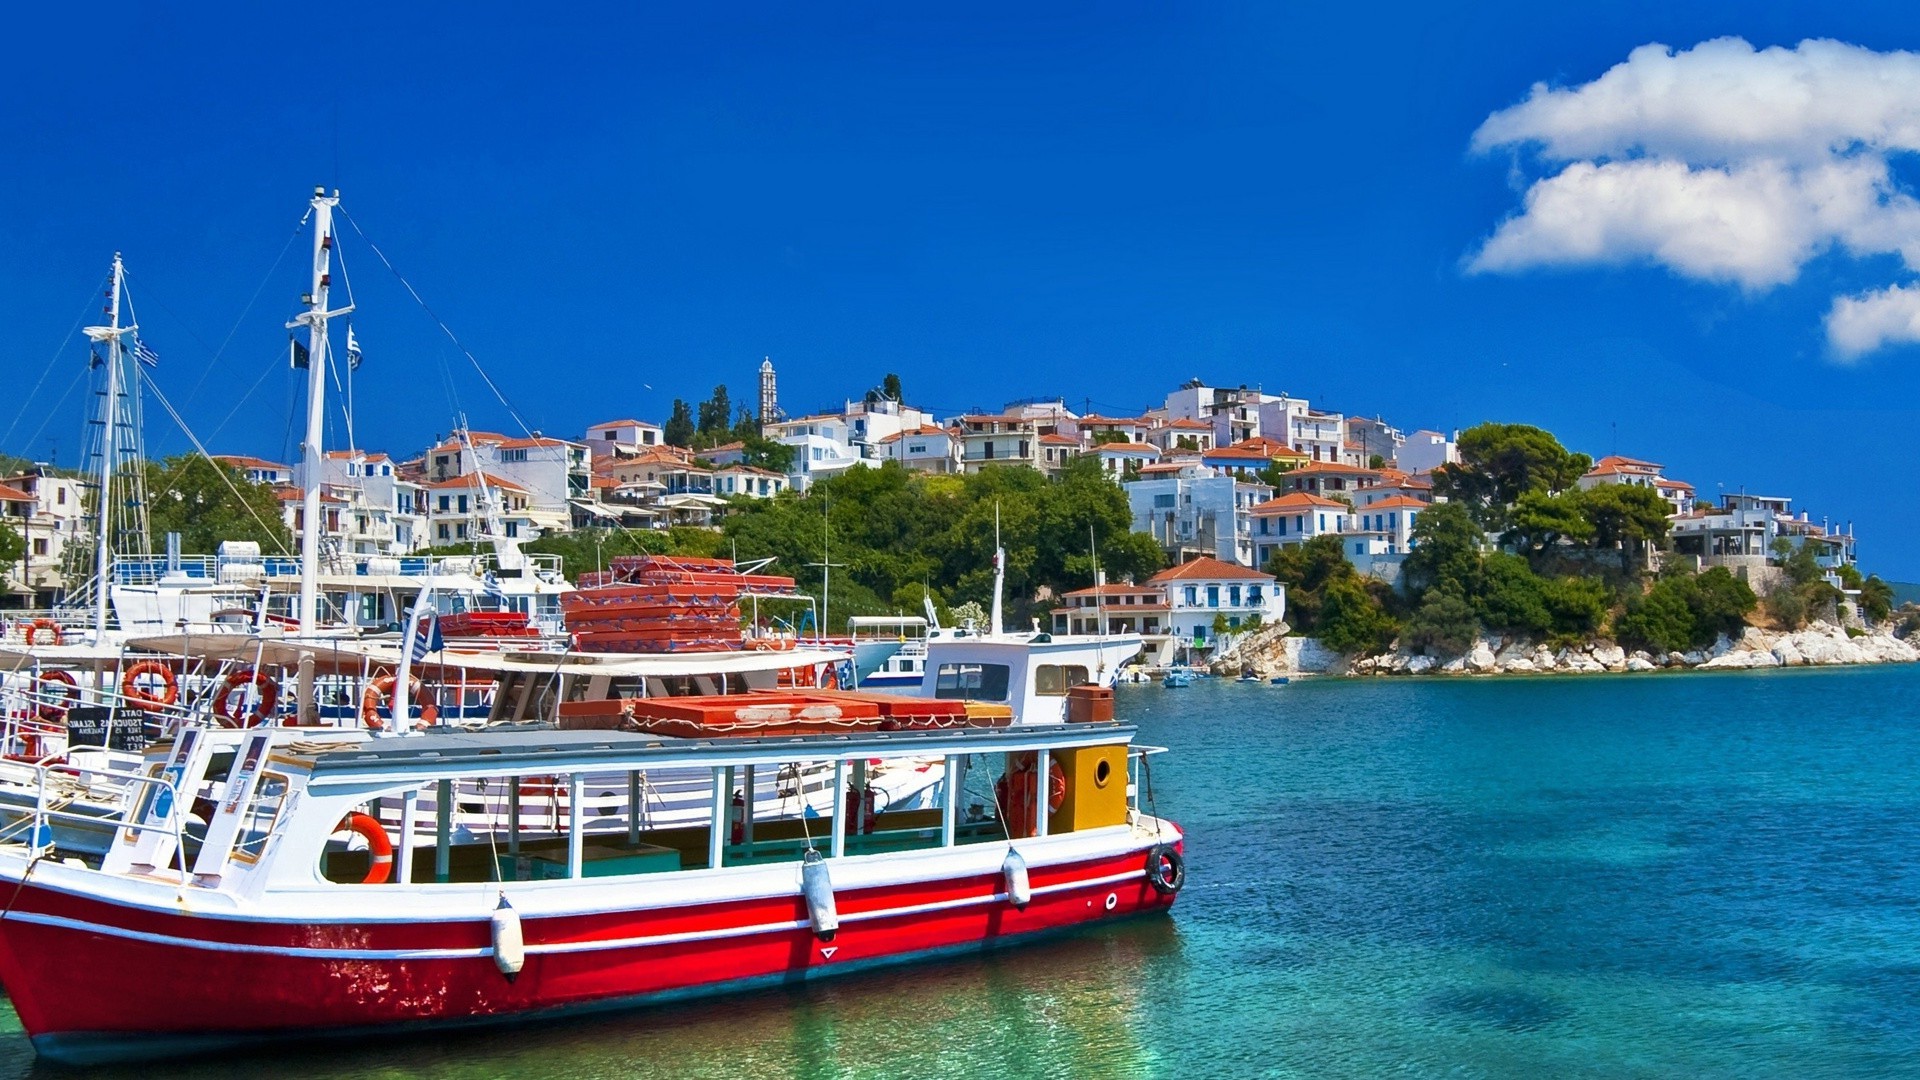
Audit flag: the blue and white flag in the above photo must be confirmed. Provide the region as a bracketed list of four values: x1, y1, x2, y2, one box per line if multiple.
[346, 325, 363, 371]
[483, 571, 506, 605]
[132, 339, 159, 368]
[409, 611, 443, 662]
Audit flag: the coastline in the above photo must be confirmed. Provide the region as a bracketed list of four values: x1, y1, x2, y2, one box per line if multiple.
[1213, 621, 1919, 679]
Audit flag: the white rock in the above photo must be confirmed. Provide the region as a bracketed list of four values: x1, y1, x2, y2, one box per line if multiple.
[1440, 655, 1467, 674]
[1502, 657, 1536, 673]
[1467, 643, 1498, 673]
[1708, 634, 1734, 659]
[1681, 650, 1706, 666]
[1406, 654, 1435, 675]
[1772, 640, 1805, 666]
[1592, 644, 1626, 667]
[1625, 656, 1658, 672]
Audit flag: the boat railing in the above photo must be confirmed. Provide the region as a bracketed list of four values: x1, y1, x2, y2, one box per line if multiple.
[106, 550, 568, 586]
[1127, 744, 1169, 815]
[7, 758, 190, 880]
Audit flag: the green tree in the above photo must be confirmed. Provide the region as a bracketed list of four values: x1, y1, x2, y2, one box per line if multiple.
[1616, 582, 1695, 654]
[1089, 431, 1131, 446]
[146, 455, 293, 554]
[1401, 500, 1484, 597]
[1368, 453, 1386, 470]
[1475, 552, 1553, 637]
[1264, 535, 1354, 632]
[1434, 423, 1591, 527]
[696, 385, 734, 438]
[1317, 576, 1397, 654]
[1404, 585, 1478, 656]
[882, 373, 903, 402]
[1504, 490, 1593, 559]
[0, 518, 22, 577]
[1574, 483, 1672, 573]
[664, 399, 695, 447]
[1860, 575, 1896, 623]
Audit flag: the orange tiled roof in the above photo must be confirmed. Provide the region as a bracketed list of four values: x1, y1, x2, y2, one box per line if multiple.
[1250, 492, 1348, 514]
[1146, 556, 1274, 583]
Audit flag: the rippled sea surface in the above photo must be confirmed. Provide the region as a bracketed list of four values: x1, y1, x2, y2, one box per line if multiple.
[7, 665, 1920, 1078]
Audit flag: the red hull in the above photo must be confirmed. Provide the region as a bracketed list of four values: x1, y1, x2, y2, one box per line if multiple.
[0, 847, 1175, 1061]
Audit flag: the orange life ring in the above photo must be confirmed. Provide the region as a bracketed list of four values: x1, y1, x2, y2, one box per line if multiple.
[34, 669, 77, 721]
[519, 774, 563, 800]
[360, 674, 439, 731]
[121, 660, 180, 711]
[995, 753, 1069, 840]
[24, 619, 62, 647]
[212, 669, 279, 727]
[336, 811, 395, 884]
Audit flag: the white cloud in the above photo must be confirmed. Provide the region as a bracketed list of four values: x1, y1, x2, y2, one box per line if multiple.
[1828, 284, 1920, 358]
[1467, 37, 1920, 354]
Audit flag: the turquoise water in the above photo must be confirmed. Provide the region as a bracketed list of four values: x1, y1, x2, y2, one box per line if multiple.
[8, 665, 1920, 1078]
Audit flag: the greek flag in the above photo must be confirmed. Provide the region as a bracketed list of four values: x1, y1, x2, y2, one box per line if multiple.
[132, 339, 160, 368]
[346, 325, 363, 371]
[409, 611, 443, 662]
[483, 571, 506, 605]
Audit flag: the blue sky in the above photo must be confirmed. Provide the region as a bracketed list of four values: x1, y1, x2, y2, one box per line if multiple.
[3, 3, 1917, 574]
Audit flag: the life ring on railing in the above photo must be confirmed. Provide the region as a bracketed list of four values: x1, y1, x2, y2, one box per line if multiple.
[24, 619, 62, 647]
[212, 669, 279, 727]
[336, 811, 395, 885]
[995, 753, 1068, 840]
[519, 774, 563, 800]
[34, 670, 78, 722]
[822, 662, 840, 690]
[359, 675, 438, 732]
[121, 660, 180, 711]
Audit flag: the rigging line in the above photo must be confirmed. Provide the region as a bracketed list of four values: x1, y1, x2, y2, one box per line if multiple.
[325, 338, 356, 454]
[200, 346, 295, 450]
[173, 210, 312, 414]
[17, 367, 91, 465]
[138, 368, 294, 556]
[335, 208, 534, 441]
[1, 273, 110, 453]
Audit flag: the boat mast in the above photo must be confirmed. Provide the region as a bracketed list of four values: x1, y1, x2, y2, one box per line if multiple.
[289, 187, 351, 634]
[85, 254, 127, 640]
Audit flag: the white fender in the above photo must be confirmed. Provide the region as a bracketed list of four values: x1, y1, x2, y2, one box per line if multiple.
[1003, 848, 1031, 909]
[491, 895, 525, 980]
[802, 849, 839, 941]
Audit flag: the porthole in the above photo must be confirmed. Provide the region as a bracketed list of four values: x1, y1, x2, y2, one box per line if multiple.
[1094, 759, 1112, 787]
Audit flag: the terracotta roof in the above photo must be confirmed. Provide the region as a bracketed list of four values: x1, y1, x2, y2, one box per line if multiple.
[1358, 495, 1428, 511]
[1588, 454, 1663, 473]
[323, 450, 390, 462]
[1147, 556, 1275, 584]
[273, 486, 348, 504]
[1250, 492, 1348, 514]
[958, 414, 1033, 425]
[1286, 461, 1381, 477]
[423, 472, 529, 493]
[1202, 446, 1274, 461]
[718, 464, 786, 478]
[586, 419, 656, 430]
[1158, 417, 1213, 430]
[495, 436, 579, 450]
[1059, 583, 1166, 599]
[212, 455, 291, 471]
[0, 483, 34, 503]
[1039, 433, 1081, 446]
[1094, 441, 1157, 454]
[589, 476, 619, 490]
[705, 441, 746, 454]
[1664, 479, 1696, 491]
[1135, 462, 1190, 475]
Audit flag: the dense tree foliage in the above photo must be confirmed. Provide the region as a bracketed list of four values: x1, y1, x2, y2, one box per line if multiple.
[1433, 423, 1591, 528]
[1576, 483, 1672, 573]
[663, 400, 695, 448]
[146, 455, 292, 554]
[0, 518, 22, 573]
[526, 456, 1160, 629]
[1615, 567, 1756, 652]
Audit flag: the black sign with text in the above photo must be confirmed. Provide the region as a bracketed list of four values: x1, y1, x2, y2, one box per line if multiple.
[65, 707, 149, 752]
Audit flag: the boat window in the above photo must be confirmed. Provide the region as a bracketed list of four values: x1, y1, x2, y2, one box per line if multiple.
[230, 772, 290, 866]
[1034, 665, 1091, 695]
[933, 663, 1010, 701]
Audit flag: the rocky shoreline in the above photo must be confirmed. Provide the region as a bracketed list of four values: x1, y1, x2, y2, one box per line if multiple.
[1215, 621, 1919, 679]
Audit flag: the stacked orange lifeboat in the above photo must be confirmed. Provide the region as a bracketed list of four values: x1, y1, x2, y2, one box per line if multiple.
[564, 556, 796, 654]
[560, 688, 1014, 738]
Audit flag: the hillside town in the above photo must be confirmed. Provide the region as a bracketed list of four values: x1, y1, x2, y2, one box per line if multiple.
[0, 363, 1867, 667]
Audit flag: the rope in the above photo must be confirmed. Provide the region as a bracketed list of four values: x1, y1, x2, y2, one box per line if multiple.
[172, 208, 310, 415]
[137, 369, 295, 555]
[0, 273, 108, 453]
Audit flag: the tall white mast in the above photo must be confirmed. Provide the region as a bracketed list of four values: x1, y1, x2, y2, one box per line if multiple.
[288, 187, 351, 634]
[82, 254, 128, 640]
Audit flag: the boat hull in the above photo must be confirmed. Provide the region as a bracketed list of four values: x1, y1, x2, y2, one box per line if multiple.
[0, 841, 1177, 1063]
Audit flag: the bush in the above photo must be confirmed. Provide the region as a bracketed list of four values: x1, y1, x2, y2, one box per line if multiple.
[1617, 584, 1695, 654]
[1317, 577, 1397, 655]
[1404, 586, 1479, 656]
[1620, 568, 1758, 651]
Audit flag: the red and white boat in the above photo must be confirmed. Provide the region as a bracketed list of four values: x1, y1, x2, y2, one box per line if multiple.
[0, 706, 1184, 1063]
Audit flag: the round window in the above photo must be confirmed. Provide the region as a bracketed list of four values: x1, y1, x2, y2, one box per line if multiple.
[1094, 759, 1112, 787]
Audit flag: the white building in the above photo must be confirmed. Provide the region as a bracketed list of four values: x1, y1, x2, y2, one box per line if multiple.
[427, 432, 589, 535]
[1127, 471, 1272, 567]
[422, 472, 542, 544]
[1248, 492, 1350, 568]
[762, 414, 863, 490]
[1395, 430, 1458, 475]
[1577, 455, 1696, 515]
[0, 471, 88, 604]
[955, 414, 1040, 473]
[294, 450, 425, 555]
[877, 426, 961, 473]
[583, 419, 665, 457]
[212, 455, 294, 486]
[1145, 556, 1286, 653]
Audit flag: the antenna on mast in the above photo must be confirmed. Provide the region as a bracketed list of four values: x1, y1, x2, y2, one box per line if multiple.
[990, 502, 1005, 637]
